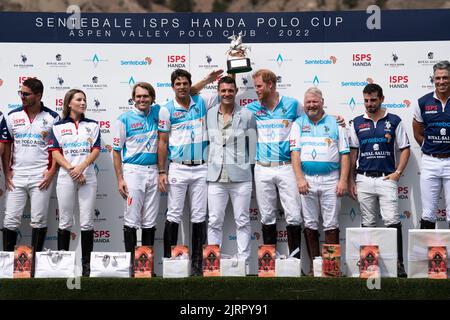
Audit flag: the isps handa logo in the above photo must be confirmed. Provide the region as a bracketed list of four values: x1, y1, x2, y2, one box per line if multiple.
[167, 55, 186, 68]
[94, 230, 110, 243]
[388, 75, 409, 89]
[398, 186, 409, 199]
[352, 53, 372, 67]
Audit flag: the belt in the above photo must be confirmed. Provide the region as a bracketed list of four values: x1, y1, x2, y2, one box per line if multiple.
[423, 152, 450, 159]
[171, 160, 205, 166]
[357, 170, 392, 178]
[256, 160, 291, 167]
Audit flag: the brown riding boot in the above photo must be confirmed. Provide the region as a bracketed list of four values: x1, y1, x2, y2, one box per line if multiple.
[324, 228, 340, 244]
[304, 228, 320, 276]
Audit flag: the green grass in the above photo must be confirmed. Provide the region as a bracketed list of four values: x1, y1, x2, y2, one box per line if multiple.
[1, 277, 450, 300]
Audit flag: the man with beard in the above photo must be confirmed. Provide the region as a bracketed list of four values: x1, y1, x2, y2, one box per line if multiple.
[1, 78, 59, 252]
[348, 83, 410, 277]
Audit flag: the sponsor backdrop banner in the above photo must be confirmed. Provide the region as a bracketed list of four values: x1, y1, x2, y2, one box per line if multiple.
[0, 10, 448, 275]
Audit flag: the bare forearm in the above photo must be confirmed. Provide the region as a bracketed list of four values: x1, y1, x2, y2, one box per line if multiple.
[339, 153, 350, 183]
[112, 150, 124, 182]
[412, 120, 424, 146]
[291, 151, 304, 180]
[52, 151, 72, 171]
[2, 143, 11, 176]
[81, 148, 100, 170]
[349, 148, 358, 179]
[396, 148, 410, 173]
[158, 141, 168, 172]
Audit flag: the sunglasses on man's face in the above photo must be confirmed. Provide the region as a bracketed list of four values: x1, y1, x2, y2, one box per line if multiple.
[18, 91, 33, 97]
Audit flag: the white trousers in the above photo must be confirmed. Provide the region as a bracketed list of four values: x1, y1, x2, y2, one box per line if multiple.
[56, 172, 97, 231]
[207, 181, 252, 261]
[123, 164, 160, 229]
[254, 164, 302, 226]
[420, 154, 450, 222]
[166, 162, 207, 224]
[3, 174, 54, 230]
[356, 173, 399, 227]
[302, 171, 340, 231]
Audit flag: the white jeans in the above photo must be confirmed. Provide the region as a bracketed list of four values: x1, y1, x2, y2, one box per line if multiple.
[420, 154, 450, 222]
[254, 164, 302, 226]
[123, 164, 160, 229]
[166, 162, 208, 224]
[356, 173, 399, 227]
[3, 174, 54, 230]
[302, 171, 340, 231]
[207, 181, 252, 261]
[56, 172, 97, 231]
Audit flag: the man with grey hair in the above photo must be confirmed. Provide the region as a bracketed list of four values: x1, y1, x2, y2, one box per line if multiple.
[413, 60, 450, 229]
[290, 87, 350, 275]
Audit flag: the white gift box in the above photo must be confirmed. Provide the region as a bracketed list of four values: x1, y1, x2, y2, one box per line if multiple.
[163, 259, 191, 278]
[34, 250, 76, 278]
[275, 258, 301, 277]
[408, 230, 450, 278]
[313, 257, 323, 277]
[220, 258, 246, 277]
[90, 252, 131, 278]
[345, 228, 397, 278]
[0, 252, 14, 279]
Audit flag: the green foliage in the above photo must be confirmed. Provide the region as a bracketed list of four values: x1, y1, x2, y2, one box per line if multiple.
[212, 0, 229, 12]
[343, 0, 359, 9]
[169, 0, 193, 12]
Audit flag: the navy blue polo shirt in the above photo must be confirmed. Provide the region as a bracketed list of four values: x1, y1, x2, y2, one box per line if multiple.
[413, 92, 450, 154]
[349, 111, 410, 173]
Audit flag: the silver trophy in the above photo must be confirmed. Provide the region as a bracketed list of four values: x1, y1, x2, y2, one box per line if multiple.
[226, 32, 252, 74]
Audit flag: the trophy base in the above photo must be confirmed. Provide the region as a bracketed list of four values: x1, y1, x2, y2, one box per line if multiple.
[227, 58, 252, 74]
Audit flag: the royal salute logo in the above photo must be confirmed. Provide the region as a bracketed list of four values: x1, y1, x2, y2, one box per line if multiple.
[417, 51, 439, 66]
[82, 75, 108, 90]
[46, 53, 72, 68]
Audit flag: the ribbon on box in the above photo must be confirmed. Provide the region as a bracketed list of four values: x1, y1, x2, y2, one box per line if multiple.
[275, 247, 300, 260]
